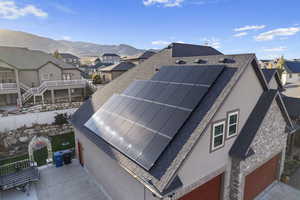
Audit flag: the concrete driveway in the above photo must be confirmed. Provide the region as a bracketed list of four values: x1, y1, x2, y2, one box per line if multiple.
[288, 167, 300, 190]
[1, 160, 110, 200]
[255, 181, 300, 200]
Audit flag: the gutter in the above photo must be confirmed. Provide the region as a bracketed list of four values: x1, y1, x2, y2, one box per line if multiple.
[121, 165, 165, 199]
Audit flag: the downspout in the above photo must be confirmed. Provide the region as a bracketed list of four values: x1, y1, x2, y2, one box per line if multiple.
[121, 165, 164, 199]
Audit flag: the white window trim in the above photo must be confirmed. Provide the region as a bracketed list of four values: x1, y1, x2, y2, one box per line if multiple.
[227, 111, 239, 138]
[211, 121, 225, 151]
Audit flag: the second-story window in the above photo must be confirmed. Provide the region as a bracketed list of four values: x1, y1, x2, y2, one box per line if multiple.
[212, 121, 225, 151]
[227, 111, 239, 138]
[42, 74, 50, 81]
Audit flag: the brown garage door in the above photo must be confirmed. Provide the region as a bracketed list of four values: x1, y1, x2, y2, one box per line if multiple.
[244, 154, 280, 200]
[179, 174, 223, 200]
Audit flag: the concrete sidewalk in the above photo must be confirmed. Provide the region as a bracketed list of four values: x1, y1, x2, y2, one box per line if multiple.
[1, 160, 109, 200]
[255, 181, 300, 200]
[288, 167, 300, 190]
[35, 161, 109, 200]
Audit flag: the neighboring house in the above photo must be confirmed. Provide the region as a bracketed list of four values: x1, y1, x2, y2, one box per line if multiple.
[282, 60, 300, 85]
[80, 56, 101, 66]
[282, 95, 300, 157]
[99, 62, 135, 82]
[0, 47, 87, 107]
[259, 59, 275, 69]
[121, 51, 156, 64]
[101, 53, 120, 64]
[60, 53, 80, 67]
[71, 43, 295, 200]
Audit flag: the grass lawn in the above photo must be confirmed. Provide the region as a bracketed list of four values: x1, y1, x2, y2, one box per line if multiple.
[0, 132, 75, 167]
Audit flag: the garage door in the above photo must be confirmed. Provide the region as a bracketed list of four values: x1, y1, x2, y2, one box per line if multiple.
[244, 154, 280, 200]
[179, 174, 223, 200]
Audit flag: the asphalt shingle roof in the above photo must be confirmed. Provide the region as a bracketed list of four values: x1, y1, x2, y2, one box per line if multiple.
[169, 43, 223, 57]
[71, 44, 259, 194]
[100, 62, 135, 72]
[60, 53, 79, 59]
[262, 69, 277, 83]
[230, 90, 293, 159]
[0, 46, 77, 70]
[282, 95, 300, 119]
[285, 60, 300, 73]
[102, 53, 120, 57]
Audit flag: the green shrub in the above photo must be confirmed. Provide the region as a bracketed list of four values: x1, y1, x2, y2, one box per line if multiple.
[53, 113, 69, 125]
[92, 74, 102, 84]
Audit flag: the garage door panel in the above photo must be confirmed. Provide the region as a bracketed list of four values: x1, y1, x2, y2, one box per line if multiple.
[180, 174, 223, 200]
[244, 154, 280, 200]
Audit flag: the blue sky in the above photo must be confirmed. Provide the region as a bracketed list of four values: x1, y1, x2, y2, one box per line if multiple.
[0, 0, 300, 59]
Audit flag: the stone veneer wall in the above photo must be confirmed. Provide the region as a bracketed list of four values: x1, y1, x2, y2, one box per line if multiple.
[0, 124, 74, 157]
[229, 99, 288, 200]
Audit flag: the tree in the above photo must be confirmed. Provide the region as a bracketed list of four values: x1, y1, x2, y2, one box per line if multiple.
[92, 73, 102, 84]
[276, 56, 285, 80]
[53, 50, 61, 59]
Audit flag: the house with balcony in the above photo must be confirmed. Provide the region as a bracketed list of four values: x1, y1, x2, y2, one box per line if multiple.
[60, 53, 80, 67]
[0, 46, 88, 108]
[282, 60, 300, 85]
[71, 43, 298, 200]
[99, 61, 135, 83]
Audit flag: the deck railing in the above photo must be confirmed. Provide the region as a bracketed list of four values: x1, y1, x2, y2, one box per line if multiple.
[0, 83, 17, 91]
[0, 159, 35, 177]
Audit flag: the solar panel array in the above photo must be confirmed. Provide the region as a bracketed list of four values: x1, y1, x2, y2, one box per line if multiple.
[85, 65, 225, 170]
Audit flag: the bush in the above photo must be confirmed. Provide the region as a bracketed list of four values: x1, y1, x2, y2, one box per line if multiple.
[92, 74, 102, 84]
[53, 113, 69, 125]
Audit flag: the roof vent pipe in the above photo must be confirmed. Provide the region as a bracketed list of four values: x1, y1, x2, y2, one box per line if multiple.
[175, 60, 186, 64]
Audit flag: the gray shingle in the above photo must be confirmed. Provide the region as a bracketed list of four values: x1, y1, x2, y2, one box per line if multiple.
[0, 46, 77, 70]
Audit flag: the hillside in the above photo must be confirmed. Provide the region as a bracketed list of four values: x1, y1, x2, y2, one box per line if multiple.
[0, 29, 145, 57]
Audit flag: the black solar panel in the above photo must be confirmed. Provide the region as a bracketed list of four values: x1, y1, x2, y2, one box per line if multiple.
[85, 65, 224, 170]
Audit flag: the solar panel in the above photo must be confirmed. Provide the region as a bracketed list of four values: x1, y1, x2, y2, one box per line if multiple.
[85, 65, 225, 170]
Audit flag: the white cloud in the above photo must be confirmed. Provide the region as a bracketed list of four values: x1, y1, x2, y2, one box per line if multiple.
[234, 25, 266, 32]
[233, 32, 248, 37]
[202, 37, 221, 49]
[151, 40, 170, 45]
[62, 36, 72, 41]
[263, 47, 287, 52]
[255, 27, 300, 41]
[143, 0, 184, 7]
[0, 1, 47, 19]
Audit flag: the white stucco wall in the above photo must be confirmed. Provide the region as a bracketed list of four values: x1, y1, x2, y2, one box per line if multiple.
[0, 108, 77, 131]
[283, 72, 300, 85]
[177, 64, 264, 198]
[75, 130, 157, 200]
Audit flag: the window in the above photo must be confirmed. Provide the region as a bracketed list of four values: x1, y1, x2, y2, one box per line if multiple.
[227, 111, 239, 138]
[42, 74, 50, 80]
[212, 121, 225, 151]
[289, 74, 292, 78]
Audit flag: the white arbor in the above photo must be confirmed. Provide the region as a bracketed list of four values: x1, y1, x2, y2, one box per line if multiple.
[28, 136, 53, 163]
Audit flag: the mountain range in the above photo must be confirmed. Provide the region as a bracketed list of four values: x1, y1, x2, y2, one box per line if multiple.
[0, 29, 145, 57]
